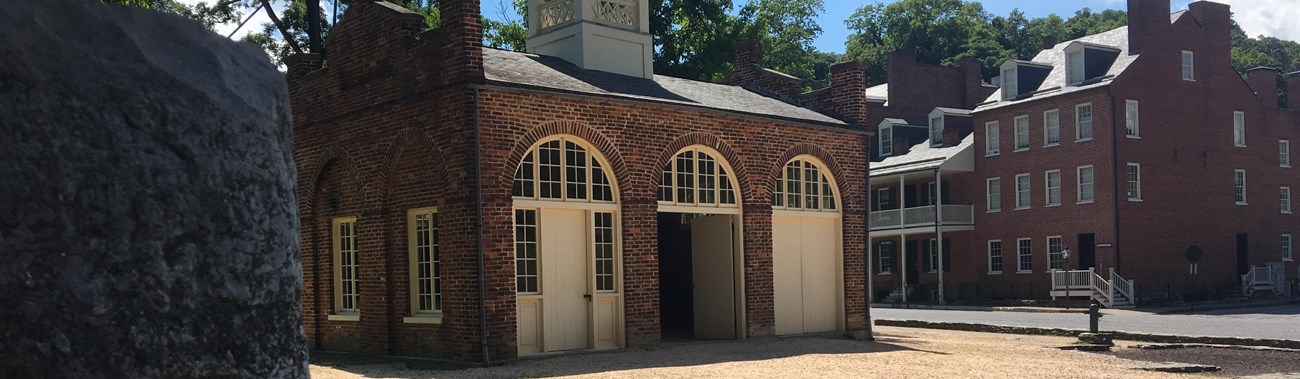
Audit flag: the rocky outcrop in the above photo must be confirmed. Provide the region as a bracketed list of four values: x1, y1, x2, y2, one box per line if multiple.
[0, 0, 305, 377]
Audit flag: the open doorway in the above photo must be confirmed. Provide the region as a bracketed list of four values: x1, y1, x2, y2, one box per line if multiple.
[657, 212, 739, 341]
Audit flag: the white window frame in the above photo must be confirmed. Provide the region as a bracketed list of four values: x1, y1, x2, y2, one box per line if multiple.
[1281, 140, 1291, 168]
[927, 238, 940, 273]
[405, 207, 441, 324]
[878, 241, 895, 274]
[1077, 165, 1095, 204]
[985, 121, 1001, 156]
[987, 177, 1002, 213]
[1284, 234, 1293, 261]
[514, 209, 541, 295]
[1014, 115, 1030, 151]
[1043, 109, 1060, 146]
[1016, 238, 1033, 273]
[661, 146, 739, 210]
[1126, 100, 1140, 138]
[1045, 170, 1062, 207]
[1234, 111, 1246, 147]
[930, 115, 945, 147]
[982, 122, 1003, 156]
[877, 188, 892, 210]
[331, 217, 360, 321]
[1015, 173, 1031, 210]
[1282, 186, 1291, 214]
[1182, 50, 1195, 81]
[1075, 103, 1093, 142]
[1126, 163, 1142, 201]
[1067, 49, 1085, 85]
[1047, 236, 1065, 271]
[514, 137, 617, 203]
[1002, 67, 1018, 100]
[774, 157, 839, 212]
[879, 125, 893, 157]
[988, 240, 1004, 274]
[1235, 169, 1248, 205]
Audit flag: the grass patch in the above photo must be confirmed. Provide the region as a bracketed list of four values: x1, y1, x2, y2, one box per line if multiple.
[311, 351, 474, 371]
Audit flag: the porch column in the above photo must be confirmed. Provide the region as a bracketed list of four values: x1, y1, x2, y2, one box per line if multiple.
[935, 169, 944, 304]
[898, 174, 908, 304]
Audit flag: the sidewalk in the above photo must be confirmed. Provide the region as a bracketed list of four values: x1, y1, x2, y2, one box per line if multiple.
[871, 298, 1298, 315]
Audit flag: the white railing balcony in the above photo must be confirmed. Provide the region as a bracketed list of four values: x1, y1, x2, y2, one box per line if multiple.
[870, 204, 974, 231]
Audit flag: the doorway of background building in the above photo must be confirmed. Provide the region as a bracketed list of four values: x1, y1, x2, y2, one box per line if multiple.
[1237, 233, 1250, 276]
[905, 240, 920, 285]
[1077, 234, 1096, 270]
[657, 212, 739, 341]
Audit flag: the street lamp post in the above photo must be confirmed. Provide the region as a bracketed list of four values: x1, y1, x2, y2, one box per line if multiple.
[1062, 248, 1073, 309]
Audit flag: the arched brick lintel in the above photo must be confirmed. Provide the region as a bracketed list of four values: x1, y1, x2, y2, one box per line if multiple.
[768, 143, 851, 202]
[369, 127, 452, 210]
[651, 132, 754, 203]
[301, 145, 365, 214]
[500, 121, 631, 196]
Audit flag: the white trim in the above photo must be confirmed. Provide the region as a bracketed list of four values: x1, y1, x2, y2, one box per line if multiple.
[773, 155, 843, 213]
[328, 314, 360, 322]
[403, 315, 441, 324]
[1046, 235, 1064, 271]
[930, 114, 944, 147]
[987, 239, 1003, 275]
[1125, 100, 1140, 138]
[879, 124, 894, 157]
[1002, 67, 1018, 101]
[1235, 169, 1248, 205]
[658, 204, 741, 215]
[407, 207, 442, 317]
[332, 217, 360, 315]
[1234, 111, 1246, 147]
[660, 145, 741, 209]
[1281, 140, 1291, 168]
[1015, 173, 1031, 210]
[986, 177, 1002, 213]
[514, 199, 619, 211]
[1283, 233, 1293, 261]
[1075, 103, 1093, 142]
[772, 210, 842, 218]
[512, 134, 621, 203]
[1043, 109, 1060, 147]
[1013, 115, 1030, 151]
[1281, 186, 1291, 214]
[1016, 237, 1032, 273]
[1126, 163, 1142, 201]
[1044, 169, 1062, 207]
[1076, 165, 1095, 204]
[1181, 50, 1195, 81]
[985, 121, 1001, 156]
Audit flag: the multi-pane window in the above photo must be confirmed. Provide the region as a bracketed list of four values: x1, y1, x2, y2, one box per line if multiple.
[1234, 111, 1246, 147]
[988, 240, 1003, 274]
[514, 209, 539, 294]
[1235, 169, 1247, 205]
[1068, 50, 1085, 84]
[879, 125, 893, 157]
[1281, 140, 1291, 168]
[1014, 116, 1030, 150]
[662, 148, 737, 207]
[409, 208, 440, 315]
[1076, 104, 1093, 141]
[594, 212, 616, 292]
[985, 121, 1000, 156]
[333, 217, 359, 314]
[774, 159, 837, 211]
[1045, 170, 1062, 206]
[1077, 166, 1095, 203]
[1047, 236, 1065, 271]
[1015, 173, 1031, 209]
[1284, 234, 1293, 260]
[878, 241, 894, 274]
[877, 188, 893, 210]
[1002, 68, 1018, 100]
[1126, 100, 1139, 137]
[987, 177, 1002, 212]
[927, 239, 940, 273]
[514, 138, 615, 202]
[1127, 164, 1142, 201]
[931, 116, 945, 147]
[1017, 238, 1033, 273]
[1044, 110, 1060, 146]
[1282, 187, 1291, 214]
[1182, 50, 1195, 81]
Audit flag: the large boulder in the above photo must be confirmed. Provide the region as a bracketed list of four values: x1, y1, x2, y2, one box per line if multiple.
[0, 0, 306, 377]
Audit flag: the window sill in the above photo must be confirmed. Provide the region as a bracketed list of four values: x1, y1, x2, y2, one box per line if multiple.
[988, 271, 1003, 275]
[876, 272, 893, 276]
[1284, 211, 1293, 214]
[1043, 143, 1061, 148]
[1128, 198, 1143, 202]
[1016, 271, 1033, 274]
[988, 209, 1001, 213]
[1283, 165, 1292, 169]
[328, 314, 360, 322]
[1077, 200, 1095, 205]
[1014, 148, 1029, 152]
[1183, 78, 1196, 82]
[1126, 135, 1141, 139]
[1015, 207, 1031, 211]
[1076, 138, 1093, 143]
[1237, 202, 1248, 206]
[1236, 144, 1247, 148]
[403, 315, 442, 324]
[986, 152, 1000, 157]
[1045, 203, 1061, 208]
[1283, 258, 1294, 262]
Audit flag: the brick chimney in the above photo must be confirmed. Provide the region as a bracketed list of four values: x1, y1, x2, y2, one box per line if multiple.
[941, 128, 961, 147]
[724, 40, 762, 86]
[1188, 1, 1231, 63]
[954, 56, 985, 108]
[440, 0, 484, 84]
[1042, 36, 1059, 49]
[829, 61, 869, 125]
[892, 138, 911, 156]
[886, 52, 917, 105]
[1287, 72, 1300, 109]
[1247, 67, 1280, 109]
[1127, 0, 1170, 53]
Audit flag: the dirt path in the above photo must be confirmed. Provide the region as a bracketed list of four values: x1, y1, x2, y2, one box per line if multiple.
[310, 326, 1190, 378]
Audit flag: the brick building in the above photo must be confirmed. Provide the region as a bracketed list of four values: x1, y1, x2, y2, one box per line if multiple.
[869, 0, 1300, 306]
[288, 0, 873, 362]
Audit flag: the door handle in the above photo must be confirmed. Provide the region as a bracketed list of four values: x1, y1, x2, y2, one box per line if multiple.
[583, 294, 592, 301]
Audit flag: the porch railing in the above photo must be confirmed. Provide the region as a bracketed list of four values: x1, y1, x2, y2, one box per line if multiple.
[870, 204, 974, 231]
[1050, 268, 1131, 307]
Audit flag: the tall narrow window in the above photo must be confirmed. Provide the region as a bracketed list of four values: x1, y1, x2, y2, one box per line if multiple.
[1003, 68, 1018, 100]
[879, 125, 893, 157]
[926, 239, 939, 273]
[1014, 116, 1030, 150]
[1045, 170, 1062, 206]
[1044, 110, 1060, 146]
[985, 121, 1001, 156]
[930, 115, 944, 147]
[1047, 236, 1065, 270]
[1077, 165, 1095, 204]
[877, 188, 892, 210]
[1281, 140, 1291, 168]
[1234, 111, 1246, 147]
[1017, 238, 1033, 273]
[408, 208, 440, 316]
[988, 240, 1003, 274]
[1127, 164, 1142, 201]
[1015, 173, 1031, 209]
[1126, 100, 1140, 138]
[1068, 50, 1085, 84]
[514, 209, 539, 294]
[878, 242, 895, 274]
[594, 212, 616, 292]
[1235, 169, 1247, 205]
[987, 177, 1002, 212]
[1181, 50, 1195, 81]
[1284, 234, 1294, 260]
[1076, 103, 1093, 141]
[1282, 187, 1291, 214]
[333, 217, 359, 315]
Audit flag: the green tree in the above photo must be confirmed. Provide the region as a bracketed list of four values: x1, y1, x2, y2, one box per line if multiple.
[734, 0, 825, 83]
[844, 0, 989, 84]
[102, 0, 251, 30]
[483, 0, 528, 51]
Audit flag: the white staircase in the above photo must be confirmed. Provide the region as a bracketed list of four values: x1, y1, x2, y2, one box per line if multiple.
[1241, 265, 1283, 297]
[882, 286, 912, 303]
[1050, 268, 1135, 309]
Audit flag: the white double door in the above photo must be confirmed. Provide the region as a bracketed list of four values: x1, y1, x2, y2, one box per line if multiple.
[772, 214, 841, 335]
[517, 208, 620, 355]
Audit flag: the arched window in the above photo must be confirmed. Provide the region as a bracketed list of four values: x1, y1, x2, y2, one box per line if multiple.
[513, 137, 615, 202]
[773, 157, 838, 212]
[658, 147, 738, 208]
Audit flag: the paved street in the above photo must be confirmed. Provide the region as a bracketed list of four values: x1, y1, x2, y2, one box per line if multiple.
[871, 304, 1300, 341]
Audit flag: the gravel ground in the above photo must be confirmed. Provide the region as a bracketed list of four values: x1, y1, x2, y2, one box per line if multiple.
[1105, 346, 1300, 376]
[310, 327, 1189, 379]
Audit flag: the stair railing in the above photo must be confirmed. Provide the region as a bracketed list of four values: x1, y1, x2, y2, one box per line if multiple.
[1109, 267, 1134, 304]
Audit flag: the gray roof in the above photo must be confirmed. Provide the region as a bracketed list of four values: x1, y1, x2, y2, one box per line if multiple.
[976, 26, 1138, 111]
[865, 83, 889, 102]
[934, 107, 972, 116]
[871, 134, 974, 177]
[482, 49, 845, 125]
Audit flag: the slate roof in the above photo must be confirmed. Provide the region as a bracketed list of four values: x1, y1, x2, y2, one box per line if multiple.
[872, 134, 974, 177]
[482, 49, 846, 126]
[976, 26, 1138, 111]
[865, 83, 889, 103]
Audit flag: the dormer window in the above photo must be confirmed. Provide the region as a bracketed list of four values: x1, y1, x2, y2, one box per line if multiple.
[1067, 50, 1085, 85]
[1001, 67, 1018, 100]
[879, 124, 893, 157]
[930, 115, 944, 147]
[1062, 41, 1120, 87]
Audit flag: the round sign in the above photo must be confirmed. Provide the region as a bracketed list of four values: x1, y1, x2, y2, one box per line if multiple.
[1185, 245, 1203, 263]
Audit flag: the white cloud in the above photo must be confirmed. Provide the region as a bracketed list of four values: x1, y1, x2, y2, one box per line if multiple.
[177, 0, 280, 40]
[1196, 0, 1300, 41]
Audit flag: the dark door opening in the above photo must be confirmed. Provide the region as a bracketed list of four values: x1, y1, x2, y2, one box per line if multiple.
[657, 212, 738, 341]
[1077, 234, 1096, 270]
[657, 213, 693, 340]
[1236, 233, 1250, 276]
[905, 240, 920, 284]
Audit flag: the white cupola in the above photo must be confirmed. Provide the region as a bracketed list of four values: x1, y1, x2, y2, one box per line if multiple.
[526, 0, 654, 79]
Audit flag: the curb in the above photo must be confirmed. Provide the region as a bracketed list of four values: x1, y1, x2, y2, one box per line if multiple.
[874, 319, 1300, 349]
[870, 303, 1084, 314]
[1152, 300, 1298, 315]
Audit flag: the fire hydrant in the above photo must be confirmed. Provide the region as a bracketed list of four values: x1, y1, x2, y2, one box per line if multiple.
[1088, 302, 1102, 333]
